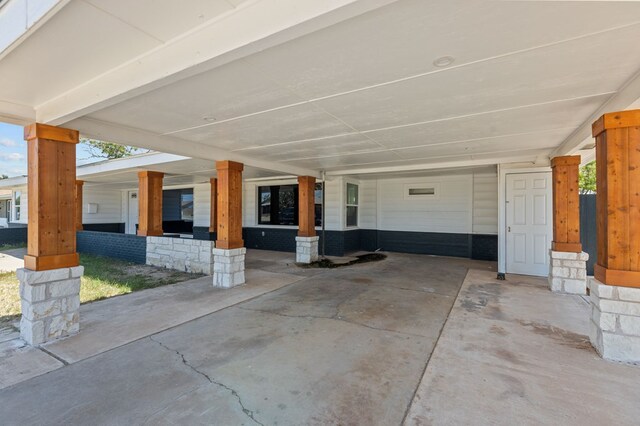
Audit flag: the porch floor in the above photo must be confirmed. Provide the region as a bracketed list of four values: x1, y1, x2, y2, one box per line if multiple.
[0, 251, 639, 425]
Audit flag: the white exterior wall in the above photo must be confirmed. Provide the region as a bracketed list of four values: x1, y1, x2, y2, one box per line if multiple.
[193, 183, 211, 228]
[375, 174, 473, 234]
[82, 187, 123, 224]
[472, 172, 498, 235]
[359, 179, 377, 229]
[239, 171, 497, 235]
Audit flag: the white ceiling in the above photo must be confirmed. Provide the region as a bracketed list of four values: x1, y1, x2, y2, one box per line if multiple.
[2, 0, 640, 175]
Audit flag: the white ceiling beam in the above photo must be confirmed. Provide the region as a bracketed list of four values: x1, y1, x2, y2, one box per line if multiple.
[67, 117, 321, 178]
[325, 155, 546, 176]
[0, 100, 35, 125]
[37, 0, 398, 126]
[551, 68, 640, 157]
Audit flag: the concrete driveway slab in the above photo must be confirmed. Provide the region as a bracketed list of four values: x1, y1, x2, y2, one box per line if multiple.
[0, 252, 478, 425]
[0, 339, 63, 389]
[43, 268, 306, 364]
[0, 248, 25, 272]
[404, 269, 640, 426]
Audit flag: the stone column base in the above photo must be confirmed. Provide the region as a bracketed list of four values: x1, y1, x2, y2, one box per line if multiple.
[213, 247, 246, 288]
[17, 266, 84, 345]
[589, 277, 640, 362]
[296, 236, 319, 264]
[548, 250, 589, 294]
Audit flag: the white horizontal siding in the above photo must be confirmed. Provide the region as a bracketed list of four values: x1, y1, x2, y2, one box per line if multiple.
[359, 179, 377, 229]
[377, 175, 473, 234]
[193, 183, 211, 227]
[243, 180, 259, 227]
[472, 173, 498, 235]
[82, 187, 122, 224]
[323, 178, 342, 231]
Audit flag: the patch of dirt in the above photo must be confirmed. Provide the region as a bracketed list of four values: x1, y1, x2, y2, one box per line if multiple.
[490, 325, 508, 336]
[518, 320, 593, 351]
[123, 264, 181, 279]
[460, 283, 505, 320]
[298, 253, 387, 269]
[350, 277, 373, 284]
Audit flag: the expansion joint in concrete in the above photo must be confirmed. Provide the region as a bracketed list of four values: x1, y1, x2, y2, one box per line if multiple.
[149, 336, 264, 426]
[235, 306, 427, 339]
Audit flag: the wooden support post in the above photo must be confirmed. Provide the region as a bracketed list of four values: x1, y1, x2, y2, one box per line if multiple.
[137, 171, 164, 236]
[23, 123, 80, 271]
[592, 110, 640, 287]
[209, 177, 217, 233]
[75, 180, 84, 231]
[551, 156, 582, 253]
[215, 161, 243, 249]
[298, 176, 316, 237]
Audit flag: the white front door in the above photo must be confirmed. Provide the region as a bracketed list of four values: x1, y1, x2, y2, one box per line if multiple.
[506, 172, 552, 276]
[127, 191, 138, 235]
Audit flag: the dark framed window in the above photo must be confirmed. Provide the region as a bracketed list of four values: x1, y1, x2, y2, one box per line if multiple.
[181, 193, 194, 221]
[346, 183, 358, 227]
[258, 184, 323, 226]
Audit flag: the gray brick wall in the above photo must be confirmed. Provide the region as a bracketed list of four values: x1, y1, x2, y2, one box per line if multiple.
[77, 231, 147, 264]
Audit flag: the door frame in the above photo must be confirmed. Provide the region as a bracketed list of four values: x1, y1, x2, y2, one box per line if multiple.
[127, 190, 138, 235]
[497, 165, 552, 275]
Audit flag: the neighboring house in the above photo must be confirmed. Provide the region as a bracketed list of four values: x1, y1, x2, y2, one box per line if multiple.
[0, 190, 11, 227]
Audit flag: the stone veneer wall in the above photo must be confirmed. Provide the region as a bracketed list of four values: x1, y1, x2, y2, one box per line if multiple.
[590, 278, 640, 362]
[146, 236, 214, 274]
[548, 250, 588, 294]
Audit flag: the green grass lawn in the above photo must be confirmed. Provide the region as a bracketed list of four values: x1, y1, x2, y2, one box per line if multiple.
[0, 243, 27, 251]
[0, 253, 202, 328]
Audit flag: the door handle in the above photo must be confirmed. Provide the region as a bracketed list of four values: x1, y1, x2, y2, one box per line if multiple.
[508, 226, 511, 232]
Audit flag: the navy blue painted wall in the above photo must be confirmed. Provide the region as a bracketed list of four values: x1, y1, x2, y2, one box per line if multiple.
[77, 231, 147, 264]
[241, 227, 497, 260]
[0, 226, 27, 245]
[580, 194, 596, 275]
[83, 223, 125, 233]
[193, 226, 216, 241]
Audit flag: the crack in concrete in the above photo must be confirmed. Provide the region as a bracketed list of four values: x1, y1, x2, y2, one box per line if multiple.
[236, 306, 427, 339]
[149, 336, 264, 426]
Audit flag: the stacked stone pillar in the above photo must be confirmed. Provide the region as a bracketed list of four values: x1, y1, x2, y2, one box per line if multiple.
[18, 123, 84, 345]
[548, 155, 588, 294]
[213, 161, 246, 288]
[589, 110, 640, 362]
[296, 176, 319, 264]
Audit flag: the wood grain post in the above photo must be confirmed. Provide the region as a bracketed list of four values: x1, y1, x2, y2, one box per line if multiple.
[551, 156, 582, 253]
[209, 177, 217, 233]
[298, 176, 316, 237]
[592, 110, 640, 287]
[75, 180, 84, 231]
[137, 171, 164, 236]
[23, 123, 80, 271]
[216, 161, 243, 249]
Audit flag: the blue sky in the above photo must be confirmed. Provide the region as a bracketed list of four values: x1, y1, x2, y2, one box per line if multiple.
[0, 122, 104, 178]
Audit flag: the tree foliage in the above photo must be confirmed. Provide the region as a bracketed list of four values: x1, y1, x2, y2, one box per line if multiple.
[579, 161, 596, 194]
[0, 174, 7, 179]
[81, 139, 148, 160]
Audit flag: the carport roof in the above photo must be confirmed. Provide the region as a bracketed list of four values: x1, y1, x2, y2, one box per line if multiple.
[1, 0, 638, 175]
[0, 151, 286, 190]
